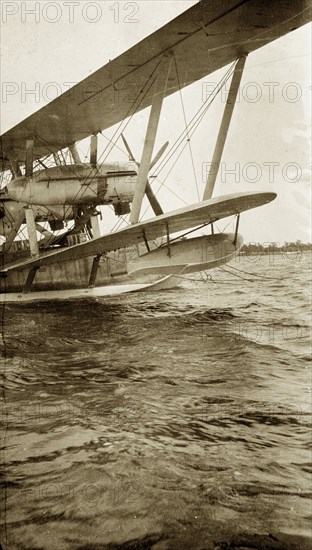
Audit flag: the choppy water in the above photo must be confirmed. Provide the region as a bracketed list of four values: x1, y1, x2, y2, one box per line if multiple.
[1, 252, 311, 550]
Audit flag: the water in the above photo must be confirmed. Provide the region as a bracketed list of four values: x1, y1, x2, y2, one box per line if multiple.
[1, 253, 311, 550]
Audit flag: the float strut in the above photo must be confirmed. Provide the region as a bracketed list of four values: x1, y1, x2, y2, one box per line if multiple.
[142, 230, 150, 252]
[24, 266, 39, 293]
[166, 222, 171, 257]
[88, 255, 102, 287]
[234, 214, 240, 246]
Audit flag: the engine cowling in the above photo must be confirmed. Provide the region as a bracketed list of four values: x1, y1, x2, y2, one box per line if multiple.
[6, 163, 137, 207]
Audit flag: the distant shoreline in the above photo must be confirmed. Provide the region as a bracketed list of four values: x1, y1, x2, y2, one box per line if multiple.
[239, 243, 311, 256]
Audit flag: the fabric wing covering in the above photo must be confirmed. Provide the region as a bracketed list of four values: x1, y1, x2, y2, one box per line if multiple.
[0, 0, 310, 169]
[1, 192, 277, 274]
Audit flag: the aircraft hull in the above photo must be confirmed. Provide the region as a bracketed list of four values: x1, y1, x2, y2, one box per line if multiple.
[0, 277, 181, 303]
[0, 233, 242, 301]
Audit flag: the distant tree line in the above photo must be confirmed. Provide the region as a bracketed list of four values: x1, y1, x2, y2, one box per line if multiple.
[239, 240, 312, 255]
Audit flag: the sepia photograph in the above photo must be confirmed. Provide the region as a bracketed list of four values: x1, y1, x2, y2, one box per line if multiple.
[0, 1, 311, 548]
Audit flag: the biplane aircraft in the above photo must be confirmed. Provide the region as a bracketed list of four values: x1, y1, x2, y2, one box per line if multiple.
[0, 0, 310, 302]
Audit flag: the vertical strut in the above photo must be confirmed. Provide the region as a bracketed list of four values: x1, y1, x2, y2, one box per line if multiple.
[25, 206, 39, 257]
[25, 139, 34, 177]
[69, 143, 82, 164]
[88, 255, 102, 287]
[90, 213, 101, 239]
[203, 56, 247, 200]
[90, 135, 98, 167]
[142, 230, 150, 252]
[130, 53, 173, 224]
[234, 214, 240, 246]
[166, 222, 171, 257]
[7, 150, 22, 178]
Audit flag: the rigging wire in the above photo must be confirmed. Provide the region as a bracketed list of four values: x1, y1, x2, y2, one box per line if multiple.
[173, 53, 200, 201]
[152, 60, 236, 178]
[139, 60, 237, 220]
[218, 266, 257, 281]
[153, 63, 235, 183]
[63, 59, 162, 220]
[9, 58, 236, 250]
[139, 62, 236, 221]
[32, 59, 162, 233]
[218, 263, 281, 282]
[224, 263, 280, 280]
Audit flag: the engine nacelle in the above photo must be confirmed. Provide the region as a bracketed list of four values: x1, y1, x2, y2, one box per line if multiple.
[6, 163, 137, 207]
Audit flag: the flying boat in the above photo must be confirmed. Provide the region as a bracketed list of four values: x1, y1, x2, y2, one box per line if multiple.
[0, 0, 310, 302]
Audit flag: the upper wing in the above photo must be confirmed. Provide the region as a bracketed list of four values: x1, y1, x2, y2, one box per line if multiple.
[1, 0, 310, 169]
[0, 191, 276, 274]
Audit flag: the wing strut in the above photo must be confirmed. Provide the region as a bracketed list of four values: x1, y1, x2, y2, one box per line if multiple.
[90, 212, 101, 238]
[69, 143, 82, 164]
[130, 53, 173, 224]
[90, 135, 98, 167]
[7, 150, 22, 178]
[25, 206, 39, 258]
[25, 139, 34, 177]
[203, 56, 247, 200]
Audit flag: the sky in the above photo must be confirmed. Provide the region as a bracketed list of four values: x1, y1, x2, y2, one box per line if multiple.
[0, 0, 311, 244]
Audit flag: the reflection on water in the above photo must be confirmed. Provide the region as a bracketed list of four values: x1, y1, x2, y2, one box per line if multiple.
[1, 254, 311, 549]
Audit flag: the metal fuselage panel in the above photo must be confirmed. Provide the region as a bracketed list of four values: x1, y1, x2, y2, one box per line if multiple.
[6, 163, 137, 206]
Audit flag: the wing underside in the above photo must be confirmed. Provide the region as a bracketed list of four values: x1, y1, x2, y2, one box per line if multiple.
[1, 0, 310, 169]
[1, 192, 276, 274]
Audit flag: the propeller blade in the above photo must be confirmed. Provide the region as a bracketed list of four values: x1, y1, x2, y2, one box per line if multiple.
[121, 133, 164, 216]
[121, 134, 168, 173]
[121, 133, 137, 164]
[145, 182, 163, 216]
[150, 141, 169, 171]
[145, 141, 168, 215]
